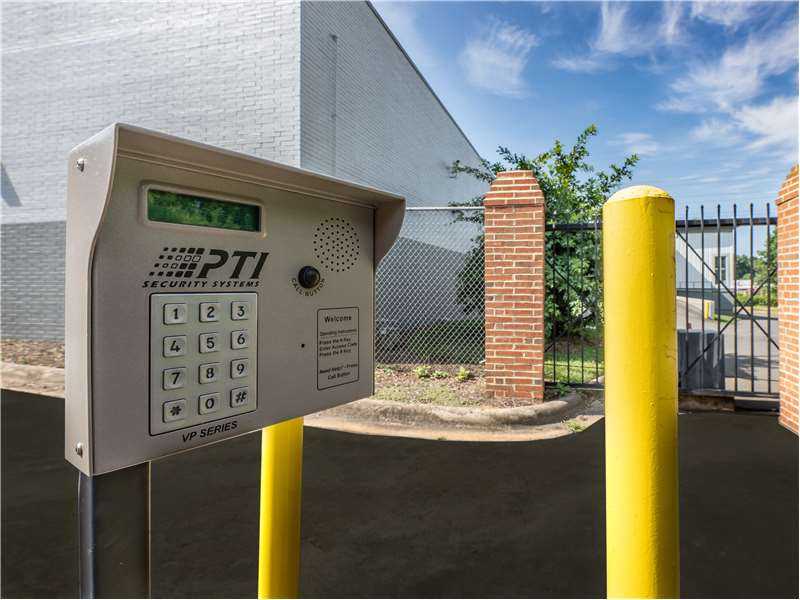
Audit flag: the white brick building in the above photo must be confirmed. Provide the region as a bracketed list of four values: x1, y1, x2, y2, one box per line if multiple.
[1, 1, 485, 340]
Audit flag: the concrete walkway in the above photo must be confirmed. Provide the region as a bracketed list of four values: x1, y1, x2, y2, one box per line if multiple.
[2, 391, 797, 598]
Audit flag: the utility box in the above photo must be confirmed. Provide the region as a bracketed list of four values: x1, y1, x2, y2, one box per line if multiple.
[678, 330, 726, 391]
[65, 124, 404, 475]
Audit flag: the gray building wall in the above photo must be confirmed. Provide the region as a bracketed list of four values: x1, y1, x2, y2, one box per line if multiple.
[1, 222, 66, 340]
[299, 2, 484, 207]
[1, 1, 302, 225]
[2, 0, 301, 341]
[1, 1, 484, 341]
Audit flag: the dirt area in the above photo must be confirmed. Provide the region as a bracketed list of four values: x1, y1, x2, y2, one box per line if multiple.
[375, 363, 563, 408]
[1, 339, 64, 368]
[0, 340, 560, 408]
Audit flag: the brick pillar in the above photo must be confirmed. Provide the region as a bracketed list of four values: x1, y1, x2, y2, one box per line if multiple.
[777, 164, 799, 434]
[483, 170, 546, 402]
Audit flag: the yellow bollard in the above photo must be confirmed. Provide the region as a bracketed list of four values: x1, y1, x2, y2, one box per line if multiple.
[258, 418, 304, 599]
[603, 186, 680, 598]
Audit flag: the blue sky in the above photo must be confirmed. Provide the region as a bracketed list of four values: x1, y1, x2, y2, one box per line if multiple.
[374, 1, 799, 217]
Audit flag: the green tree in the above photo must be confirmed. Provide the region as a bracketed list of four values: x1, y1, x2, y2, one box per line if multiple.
[450, 125, 639, 339]
[735, 254, 754, 280]
[736, 233, 777, 288]
[755, 233, 777, 287]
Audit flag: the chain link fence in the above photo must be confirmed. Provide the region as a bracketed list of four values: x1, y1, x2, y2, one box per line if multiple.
[376, 207, 484, 364]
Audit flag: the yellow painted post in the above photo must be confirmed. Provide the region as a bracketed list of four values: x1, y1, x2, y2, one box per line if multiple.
[258, 418, 304, 599]
[603, 186, 680, 598]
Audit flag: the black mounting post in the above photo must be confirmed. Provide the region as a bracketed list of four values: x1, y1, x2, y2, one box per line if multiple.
[79, 462, 151, 599]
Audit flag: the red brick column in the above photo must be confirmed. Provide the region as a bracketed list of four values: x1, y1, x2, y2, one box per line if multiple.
[483, 170, 546, 402]
[777, 164, 799, 434]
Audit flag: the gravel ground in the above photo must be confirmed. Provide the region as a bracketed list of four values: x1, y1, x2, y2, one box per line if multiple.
[1, 339, 64, 368]
[0, 340, 558, 408]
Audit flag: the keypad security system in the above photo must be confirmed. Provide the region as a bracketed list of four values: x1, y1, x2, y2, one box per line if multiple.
[149, 293, 258, 435]
[65, 124, 404, 475]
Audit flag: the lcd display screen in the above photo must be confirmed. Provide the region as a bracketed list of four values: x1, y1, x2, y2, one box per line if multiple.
[147, 189, 261, 232]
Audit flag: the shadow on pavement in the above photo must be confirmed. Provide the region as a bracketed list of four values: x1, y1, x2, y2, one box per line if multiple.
[2, 391, 797, 598]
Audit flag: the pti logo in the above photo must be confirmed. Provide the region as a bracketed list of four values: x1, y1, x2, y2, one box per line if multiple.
[148, 247, 268, 280]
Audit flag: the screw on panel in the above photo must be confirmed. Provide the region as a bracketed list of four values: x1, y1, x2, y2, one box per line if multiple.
[75, 442, 84, 457]
[76, 158, 86, 172]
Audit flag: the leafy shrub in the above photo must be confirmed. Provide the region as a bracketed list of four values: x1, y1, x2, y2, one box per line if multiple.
[413, 365, 432, 379]
[456, 367, 473, 382]
[450, 125, 638, 340]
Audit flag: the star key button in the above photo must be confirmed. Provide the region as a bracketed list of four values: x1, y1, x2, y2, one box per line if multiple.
[163, 399, 187, 423]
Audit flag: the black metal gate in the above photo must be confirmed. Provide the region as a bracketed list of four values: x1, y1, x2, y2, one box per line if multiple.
[544, 220, 604, 389]
[545, 203, 779, 398]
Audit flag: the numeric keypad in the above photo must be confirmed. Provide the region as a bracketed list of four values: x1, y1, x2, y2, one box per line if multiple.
[149, 293, 258, 435]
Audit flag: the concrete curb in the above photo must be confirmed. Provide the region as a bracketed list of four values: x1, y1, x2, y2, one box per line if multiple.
[303, 392, 599, 442]
[305, 392, 590, 432]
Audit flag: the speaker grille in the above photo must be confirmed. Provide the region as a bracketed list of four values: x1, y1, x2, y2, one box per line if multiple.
[313, 217, 360, 273]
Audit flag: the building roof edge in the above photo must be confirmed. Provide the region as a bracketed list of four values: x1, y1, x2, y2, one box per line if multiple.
[364, 1, 483, 163]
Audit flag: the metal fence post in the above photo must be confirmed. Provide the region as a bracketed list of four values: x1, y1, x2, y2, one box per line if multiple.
[603, 185, 679, 598]
[258, 418, 304, 599]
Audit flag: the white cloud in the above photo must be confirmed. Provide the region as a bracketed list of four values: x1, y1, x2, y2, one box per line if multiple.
[551, 55, 609, 73]
[689, 117, 743, 145]
[660, 2, 685, 45]
[552, 2, 685, 73]
[733, 96, 799, 152]
[660, 20, 798, 113]
[611, 132, 662, 156]
[594, 2, 638, 55]
[459, 18, 538, 97]
[690, 1, 761, 29]
[660, 20, 798, 154]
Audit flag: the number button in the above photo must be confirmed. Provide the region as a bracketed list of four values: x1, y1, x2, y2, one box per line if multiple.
[198, 393, 221, 415]
[231, 330, 250, 349]
[200, 302, 221, 322]
[231, 301, 250, 321]
[199, 362, 221, 384]
[231, 358, 249, 379]
[230, 386, 250, 408]
[163, 399, 187, 423]
[163, 335, 187, 357]
[199, 333, 220, 354]
[163, 367, 186, 390]
[164, 304, 187, 325]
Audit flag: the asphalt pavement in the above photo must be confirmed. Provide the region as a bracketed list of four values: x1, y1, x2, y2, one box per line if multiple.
[2, 391, 797, 598]
[677, 297, 779, 394]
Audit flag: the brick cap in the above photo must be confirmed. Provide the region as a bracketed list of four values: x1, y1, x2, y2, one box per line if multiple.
[495, 170, 535, 178]
[776, 164, 799, 206]
[484, 170, 544, 207]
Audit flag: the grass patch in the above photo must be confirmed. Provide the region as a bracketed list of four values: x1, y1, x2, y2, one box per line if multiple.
[564, 420, 586, 433]
[374, 383, 480, 407]
[736, 291, 777, 308]
[714, 314, 735, 326]
[544, 343, 604, 384]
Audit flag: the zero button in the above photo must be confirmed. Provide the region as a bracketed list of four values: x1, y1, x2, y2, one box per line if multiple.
[199, 393, 221, 415]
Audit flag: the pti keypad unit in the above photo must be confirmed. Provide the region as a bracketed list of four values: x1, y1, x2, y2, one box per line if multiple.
[149, 292, 258, 434]
[65, 124, 404, 475]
